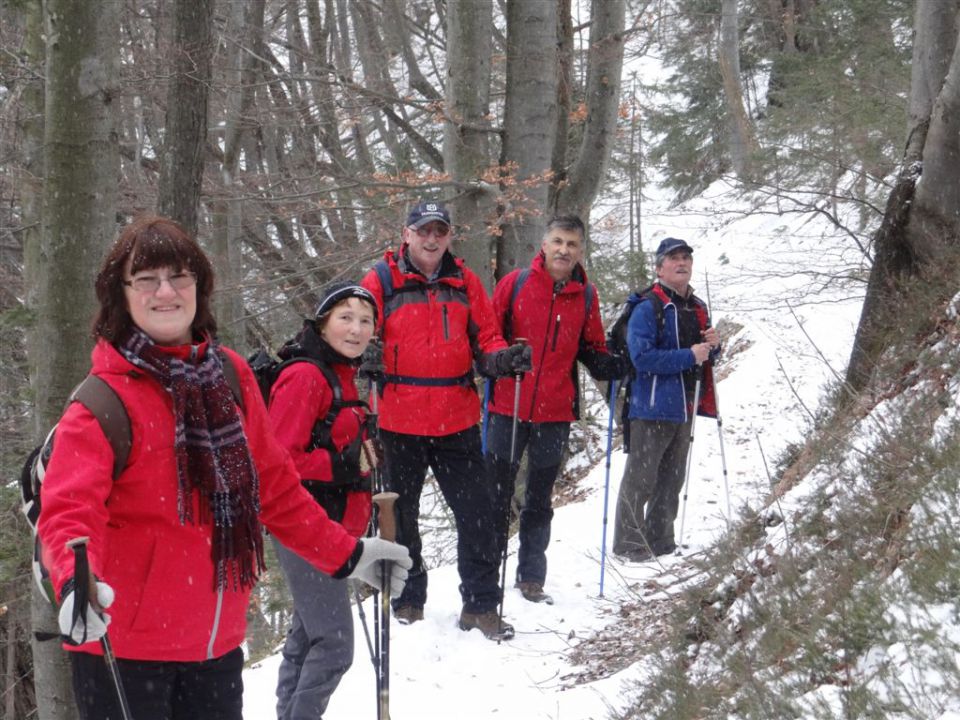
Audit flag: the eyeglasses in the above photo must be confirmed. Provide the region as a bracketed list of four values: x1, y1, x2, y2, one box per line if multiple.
[122, 271, 197, 294]
[410, 224, 451, 239]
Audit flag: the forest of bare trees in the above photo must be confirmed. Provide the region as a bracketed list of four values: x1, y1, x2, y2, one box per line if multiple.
[1, 0, 957, 717]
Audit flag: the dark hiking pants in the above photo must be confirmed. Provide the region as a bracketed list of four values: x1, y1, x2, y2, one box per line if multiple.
[486, 414, 570, 585]
[380, 426, 501, 613]
[71, 646, 244, 720]
[613, 418, 691, 555]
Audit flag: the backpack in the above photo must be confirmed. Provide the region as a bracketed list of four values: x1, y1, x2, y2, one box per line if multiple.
[607, 285, 664, 451]
[19, 356, 243, 609]
[502, 267, 596, 343]
[247, 346, 364, 452]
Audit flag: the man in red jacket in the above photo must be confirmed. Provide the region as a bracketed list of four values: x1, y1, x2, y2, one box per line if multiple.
[488, 215, 625, 604]
[361, 201, 531, 641]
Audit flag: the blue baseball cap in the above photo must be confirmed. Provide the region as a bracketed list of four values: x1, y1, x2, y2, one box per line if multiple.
[655, 237, 694, 262]
[406, 201, 451, 229]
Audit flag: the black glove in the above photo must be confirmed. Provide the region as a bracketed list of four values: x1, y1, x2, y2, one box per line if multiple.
[331, 447, 362, 486]
[358, 340, 384, 382]
[495, 343, 533, 376]
[616, 353, 633, 379]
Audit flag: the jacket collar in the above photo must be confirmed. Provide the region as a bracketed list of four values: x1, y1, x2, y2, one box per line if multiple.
[531, 252, 588, 295]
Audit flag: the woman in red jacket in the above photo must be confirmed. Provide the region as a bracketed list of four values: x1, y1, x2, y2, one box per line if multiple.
[267, 281, 378, 720]
[38, 216, 410, 720]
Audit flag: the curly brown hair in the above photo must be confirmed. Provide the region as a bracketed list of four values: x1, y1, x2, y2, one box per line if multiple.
[92, 215, 218, 342]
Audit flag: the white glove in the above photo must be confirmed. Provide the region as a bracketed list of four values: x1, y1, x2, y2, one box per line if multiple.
[347, 538, 412, 598]
[58, 582, 115, 645]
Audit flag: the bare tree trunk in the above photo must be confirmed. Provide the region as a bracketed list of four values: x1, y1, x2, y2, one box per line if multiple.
[210, 0, 262, 346]
[443, 0, 496, 287]
[548, 0, 574, 209]
[498, 0, 559, 278]
[718, 0, 758, 179]
[157, 0, 215, 235]
[845, 1, 960, 392]
[553, 0, 626, 223]
[30, 0, 120, 716]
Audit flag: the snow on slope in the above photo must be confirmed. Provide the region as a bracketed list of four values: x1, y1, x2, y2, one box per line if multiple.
[242, 178, 866, 719]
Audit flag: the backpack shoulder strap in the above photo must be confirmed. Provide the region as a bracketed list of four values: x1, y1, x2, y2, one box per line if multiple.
[640, 284, 666, 336]
[219, 351, 244, 412]
[70, 376, 130, 481]
[502, 268, 530, 343]
[275, 356, 366, 451]
[373, 259, 394, 301]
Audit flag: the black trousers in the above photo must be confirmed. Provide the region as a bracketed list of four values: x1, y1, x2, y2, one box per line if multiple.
[380, 426, 501, 613]
[486, 414, 570, 584]
[71, 646, 244, 720]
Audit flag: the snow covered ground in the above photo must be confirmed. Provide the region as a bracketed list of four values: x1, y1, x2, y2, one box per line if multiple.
[241, 178, 868, 719]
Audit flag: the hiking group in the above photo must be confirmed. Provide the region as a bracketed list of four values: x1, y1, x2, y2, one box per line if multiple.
[31, 202, 720, 720]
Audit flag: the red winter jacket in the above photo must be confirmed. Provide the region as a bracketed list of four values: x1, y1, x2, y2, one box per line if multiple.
[361, 246, 507, 436]
[268, 358, 372, 538]
[490, 254, 610, 422]
[38, 340, 359, 663]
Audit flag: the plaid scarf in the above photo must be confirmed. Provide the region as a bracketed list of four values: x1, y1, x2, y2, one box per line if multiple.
[118, 328, 265, 591]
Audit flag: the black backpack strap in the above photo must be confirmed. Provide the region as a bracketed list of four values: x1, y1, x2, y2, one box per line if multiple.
[502, 268, 530, 343]
[70, 376, 131, 481]
[219, 351, 244, 413]
[274, 356, 367, 452]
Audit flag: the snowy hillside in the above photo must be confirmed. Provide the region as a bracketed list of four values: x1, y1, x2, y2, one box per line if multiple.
[241, 178, 870, 719]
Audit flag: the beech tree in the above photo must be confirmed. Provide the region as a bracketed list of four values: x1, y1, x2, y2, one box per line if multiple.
[25, 1, 120, 717]
[846, 0, 960, 391]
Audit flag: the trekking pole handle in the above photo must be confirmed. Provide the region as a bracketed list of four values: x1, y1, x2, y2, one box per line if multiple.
[372, 492, 399, 542]
[65, 536, 101, 612]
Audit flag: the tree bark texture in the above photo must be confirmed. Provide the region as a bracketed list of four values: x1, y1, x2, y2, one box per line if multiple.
[548, 0, 574, 209]
[31, 0, 120, 717]
[444, 0, 496, 288]
[553, 0, 626, 223]
[156, 0, 215, 236]
[210, 0, 262, 346]
[845, 2, 960, 392]
[498, 0, 559, 279]
[718, 0, 758, 179]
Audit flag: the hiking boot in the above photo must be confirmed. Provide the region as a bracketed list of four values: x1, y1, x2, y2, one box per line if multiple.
[458, 609, 515, 641]
[394, 605, 424, 625]
[515, 581, 554, 605]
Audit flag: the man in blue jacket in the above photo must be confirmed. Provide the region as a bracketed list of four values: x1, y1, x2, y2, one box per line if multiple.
[613, 237, 720, 561]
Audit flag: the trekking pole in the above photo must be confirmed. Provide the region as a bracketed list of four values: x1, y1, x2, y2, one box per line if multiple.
[372, 491, 399, 720]
[599, 379, 618, 598]
[704, 271, 732, 528]
[366, 381, 383, 720]
[66, 537, 133, 720]
[481, 379, 491, 455]
[353, 585, 378, 672]
[497, 339, 526, 645]
[676, 368, 703, 554]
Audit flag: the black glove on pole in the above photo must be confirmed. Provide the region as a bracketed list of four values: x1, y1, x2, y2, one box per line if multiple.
[67, 537, 133, 720]
[372, 492, 399, 720]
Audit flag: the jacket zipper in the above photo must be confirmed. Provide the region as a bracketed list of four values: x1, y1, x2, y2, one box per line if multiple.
[442, 304, 450, 341]
[551, 314, 561, 352]
[527, 292, 556, 420]
[207, 587, 224, 659]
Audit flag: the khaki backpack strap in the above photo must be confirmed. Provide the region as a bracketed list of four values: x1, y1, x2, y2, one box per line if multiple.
[70, 376, 131, 480]
[219, 351, 245, 413]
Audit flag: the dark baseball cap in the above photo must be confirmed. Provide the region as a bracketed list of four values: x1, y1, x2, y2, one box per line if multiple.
[406, 201, 451, 229]
[655, 237, 694, 261]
